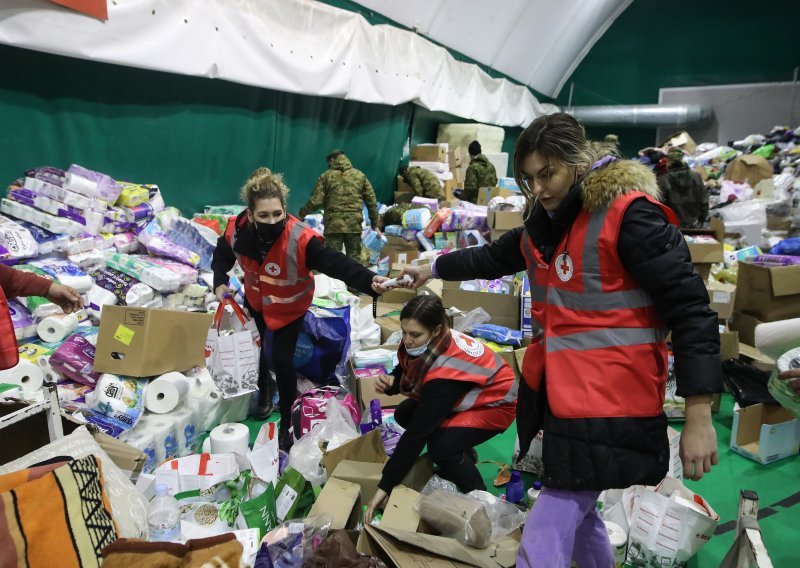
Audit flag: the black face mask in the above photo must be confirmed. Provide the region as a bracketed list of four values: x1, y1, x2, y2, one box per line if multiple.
[255, 218, 286, 242]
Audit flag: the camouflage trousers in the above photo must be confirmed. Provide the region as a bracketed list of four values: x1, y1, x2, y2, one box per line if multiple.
[324, 232, 363, 265]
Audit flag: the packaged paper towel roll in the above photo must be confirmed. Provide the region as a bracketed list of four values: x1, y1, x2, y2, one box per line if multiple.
[139, 415, 179, 463]
[125, 429, 157, 474]
[170, 406, 198, 456]
[87, 285, 118, 320]
[145, 372, 190, 414]
[755, 318, 800, 360]
[210, 423, 250, 456]
[87, 374, 146, 429]
[37, 313, 79, 343]
[0, 359, 44, 395]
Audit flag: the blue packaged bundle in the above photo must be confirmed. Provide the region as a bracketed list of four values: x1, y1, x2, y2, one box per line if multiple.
[471, 324, 523, 347]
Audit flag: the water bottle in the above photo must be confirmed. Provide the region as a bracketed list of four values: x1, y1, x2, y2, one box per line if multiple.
[147, 483, 180, 542]
[505, 470, 524, 505]
[527, 480, 542, 507]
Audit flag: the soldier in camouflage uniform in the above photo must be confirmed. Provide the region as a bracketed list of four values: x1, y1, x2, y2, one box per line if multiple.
[462, 140, 498, 203]
[657, 147, 708, 228]
[299, 150, 379, 264]
[399, 166, 445, 200]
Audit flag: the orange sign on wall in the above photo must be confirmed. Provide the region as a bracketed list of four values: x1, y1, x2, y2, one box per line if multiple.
[49, 0, 108, 21]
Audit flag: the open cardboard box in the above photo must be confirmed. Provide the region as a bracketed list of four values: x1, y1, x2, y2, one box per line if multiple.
[476, 187, 517, 207]
[0, 401, 146, 475]
[94, 305, 213, 377]
[419, 280, 520, 329]
[730, 403, 800, 465]
[734, 261, 800, 321]
[357, 485, 519, 568]
[329, 454, 434, 506]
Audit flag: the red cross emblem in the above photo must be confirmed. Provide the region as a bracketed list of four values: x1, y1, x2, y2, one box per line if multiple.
[556, 252, 573, 282]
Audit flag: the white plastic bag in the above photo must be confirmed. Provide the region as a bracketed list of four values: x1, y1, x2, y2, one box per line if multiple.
[467, 490, 527, 541]
[286, 398, 359, 486]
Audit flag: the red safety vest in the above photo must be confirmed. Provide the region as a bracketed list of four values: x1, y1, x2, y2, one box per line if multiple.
[0, 287, 19, 370]
[399, 330, 517, 430]
[224, 214, 317, 331]
[518, 192, 678, 419]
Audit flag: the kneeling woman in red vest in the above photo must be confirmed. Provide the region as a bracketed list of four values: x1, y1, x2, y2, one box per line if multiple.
[211, 167, 388, 450]
[364, 295, 517, 523]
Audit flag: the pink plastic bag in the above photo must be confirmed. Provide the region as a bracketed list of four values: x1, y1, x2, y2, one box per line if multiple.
[290, 386, 360, 442]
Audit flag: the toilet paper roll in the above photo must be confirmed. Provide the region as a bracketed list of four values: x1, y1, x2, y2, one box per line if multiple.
[125, 429, 157, 474]
[209, 423, 250, 456]
[0, 359, 44, 395]
[145, 372, 190, 414]
[604, 521, 627, 567]
[37, 313, 79, 343]
[139, 415, 179, 463]
[87, 285, 118, 319]
[755, 318, 800, 360]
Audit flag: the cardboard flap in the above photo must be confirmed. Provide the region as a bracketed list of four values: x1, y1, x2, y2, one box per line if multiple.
[380, 485, 421, 531]
[367, 525, 479, 567]
[308, 477, 361, 530]
[770, 265, 800, 297]
[322, 428, 386, 476]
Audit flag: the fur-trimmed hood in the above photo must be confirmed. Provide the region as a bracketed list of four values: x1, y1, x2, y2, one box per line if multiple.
[581, 158, 661, 212]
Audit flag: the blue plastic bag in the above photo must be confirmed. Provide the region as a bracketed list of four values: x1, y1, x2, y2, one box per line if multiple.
[471, 324, 523, 347]
[264, 304, 351, 385]
[770, 237, 800, 256]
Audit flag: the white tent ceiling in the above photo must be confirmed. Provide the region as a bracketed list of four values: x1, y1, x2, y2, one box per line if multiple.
[349, 0, 632, 98]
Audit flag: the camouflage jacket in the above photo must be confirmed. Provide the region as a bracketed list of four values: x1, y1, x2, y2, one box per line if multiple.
[462, 154, 498, 202]
[405, 166, 444, 200]
[299, 154, 379, 233]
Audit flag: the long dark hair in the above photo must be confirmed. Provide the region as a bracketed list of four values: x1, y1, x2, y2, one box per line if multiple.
[400, 295, 450, 333]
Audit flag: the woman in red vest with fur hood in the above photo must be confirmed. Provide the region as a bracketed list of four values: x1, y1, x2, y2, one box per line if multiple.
[398, 113, 722, 567]
[212, 168, 388, 451]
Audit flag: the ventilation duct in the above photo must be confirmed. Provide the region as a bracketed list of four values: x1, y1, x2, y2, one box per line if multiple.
[567, 104, 713, 128]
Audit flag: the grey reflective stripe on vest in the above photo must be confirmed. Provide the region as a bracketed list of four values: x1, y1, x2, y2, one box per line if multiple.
[284, 220, 306, 283]
[442, 350, 507, 412]
[262, 280, 315, 306]
[547, 286, 653, 310]
[546, 327, 667, 353]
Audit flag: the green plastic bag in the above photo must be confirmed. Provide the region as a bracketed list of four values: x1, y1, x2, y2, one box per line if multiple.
[274, 467, 315, 522]
[238, 482, 278, 539]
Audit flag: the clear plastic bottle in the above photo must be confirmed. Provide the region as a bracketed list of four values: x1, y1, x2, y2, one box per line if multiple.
[147, 483, 180, 542]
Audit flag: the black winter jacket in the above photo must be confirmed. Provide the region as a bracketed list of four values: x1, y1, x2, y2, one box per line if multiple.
[436, 159, 723, 490]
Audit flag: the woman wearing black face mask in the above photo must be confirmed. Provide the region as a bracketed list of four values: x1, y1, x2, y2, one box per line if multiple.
[211, 167, 389, 450]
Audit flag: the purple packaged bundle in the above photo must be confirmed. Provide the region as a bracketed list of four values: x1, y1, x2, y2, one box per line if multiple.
[25, 166, 66, 187]
[123, 203, 154, 223]
[66, 164, 123, 204]
[90, 267, 154, 306]
[50, 333, 101, 386]
[753, 254, 800, 266]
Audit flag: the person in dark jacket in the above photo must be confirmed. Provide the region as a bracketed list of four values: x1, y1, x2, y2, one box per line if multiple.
[398, 113, 721, 567]
[658, 147, 708, 228]
[211, 167, 388, 450]
[363, 295, 517, 524]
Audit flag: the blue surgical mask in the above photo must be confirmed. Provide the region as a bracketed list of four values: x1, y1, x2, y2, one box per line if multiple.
[405, 340, 429, 358]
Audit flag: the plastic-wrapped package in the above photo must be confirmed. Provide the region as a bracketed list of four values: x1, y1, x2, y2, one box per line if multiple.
[254, 516, 332, 568]
[471, 324, 523, 347]
[0, 215, 38, 259]
[417, 489, 493, 549]
[467, 490, 528, 540]
[402, 208, 432, 230]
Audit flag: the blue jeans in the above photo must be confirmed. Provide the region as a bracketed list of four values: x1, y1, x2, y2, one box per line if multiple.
[517, 487, 614, 568]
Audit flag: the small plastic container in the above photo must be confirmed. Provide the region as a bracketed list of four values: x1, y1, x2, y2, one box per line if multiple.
[505, 470, 525, 505]
[527, 480, 543, 507]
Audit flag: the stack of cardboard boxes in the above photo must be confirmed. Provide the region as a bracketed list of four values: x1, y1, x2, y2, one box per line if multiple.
[396, 144, 463, 204]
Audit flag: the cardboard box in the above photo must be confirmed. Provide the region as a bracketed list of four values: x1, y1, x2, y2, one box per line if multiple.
[94, 306, 213, 377]
[734, 261, 800, 321]
[686, 238, 723, 264]
[411, 145, 447, 163]
[308, 477, 361, 529]
[706, 281, 736, 320]
[731, 311, 765, 346]
[322, 429, 386, 479]
[719, 330, 739, 361]
[443, 179, 460, 201]
[348, 345, 406, 409]
[726, 154, 774, 187]
[488, 210, 524, 231]
[420, 280, 520, 329]
[476, 187, 517, 207]
[384, 235, 418, 251]
[660, 131, 697, 154]
[694, 263, 712, 281]
[330, 455, 433, 505]
[767, 214, 792, 231]
[730, 403, 800, 465]
[447, 148, 463, 168]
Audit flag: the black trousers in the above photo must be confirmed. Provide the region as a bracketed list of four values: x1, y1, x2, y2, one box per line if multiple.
[250, 308, 304, 421]
[394, 398, 498, 492]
